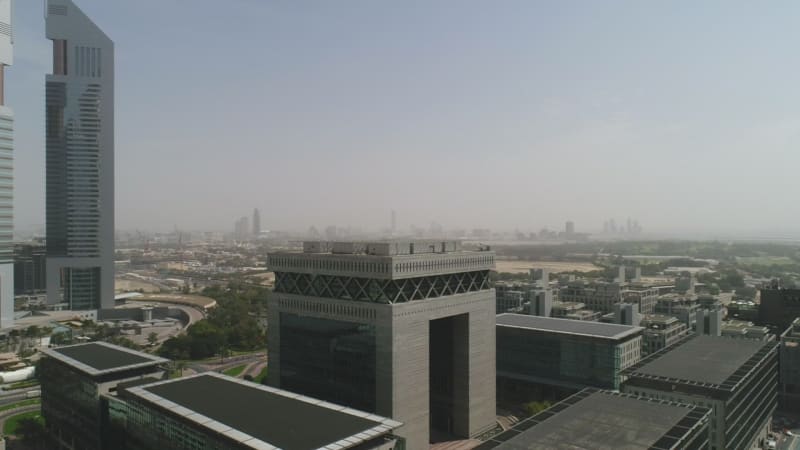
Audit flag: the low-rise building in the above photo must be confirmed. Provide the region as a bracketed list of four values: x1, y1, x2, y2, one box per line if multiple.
[623, 335, 779, 450]
[640, 314, 689, 356]
[40, 342, 169, 450]
[779, 317, 800, 413]
[550, 301, 589, 318]
[655, 295, 699, 329]
[109, 372, 403, 450]
[496, 314, 642, 391]
[559, 281, 658, 314]
[721, 320, 771, 340]
[476, 388, 711, 450]
[495, 282, 527, 314]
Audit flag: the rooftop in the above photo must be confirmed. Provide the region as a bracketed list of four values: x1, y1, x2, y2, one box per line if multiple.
[476, 389, 709, 450]
[496, 314, 643, 340]
[125, 373, 401, 450]
[44, 342, 168, 376]
[628, 334, 771, 387]
[301, 240, 471, 256]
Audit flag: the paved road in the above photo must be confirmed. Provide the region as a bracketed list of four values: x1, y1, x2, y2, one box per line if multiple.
[778, 431, 800, 450]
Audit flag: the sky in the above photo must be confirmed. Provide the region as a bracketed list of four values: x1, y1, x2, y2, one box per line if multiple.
[8, 1, 800, 236]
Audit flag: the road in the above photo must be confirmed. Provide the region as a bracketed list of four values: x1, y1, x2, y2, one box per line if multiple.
[778, 431, 800, 450]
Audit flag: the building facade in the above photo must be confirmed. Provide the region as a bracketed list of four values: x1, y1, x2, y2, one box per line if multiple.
[14, 242, 47, 295]
[40, 342, 168, 450]
[109, 373, 403, 450]
[760, 286, 800, 331]
[779, 318, 800, 413]
[496, 314, 642, 390]
[267, 241, 496, 450]
[45, 0, 115, 310]
[623, 335, 779, 450]
[639, 314, 689, 356]
[477, 389, 711, 450]
[0, 0, 13, 329]
[559, 281, 658, 314]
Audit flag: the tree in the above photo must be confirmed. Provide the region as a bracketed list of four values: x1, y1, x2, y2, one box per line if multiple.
[15, 416, 50, 450]
[523, 400, 552, 416]
[147, 332, 159, 346]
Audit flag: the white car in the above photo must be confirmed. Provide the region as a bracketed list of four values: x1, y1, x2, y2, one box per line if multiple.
[766, 438, 776, 450]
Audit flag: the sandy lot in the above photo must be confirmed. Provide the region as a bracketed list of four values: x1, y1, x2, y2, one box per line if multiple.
[115, 279, 162, 293]
[495, 260, 601, 274]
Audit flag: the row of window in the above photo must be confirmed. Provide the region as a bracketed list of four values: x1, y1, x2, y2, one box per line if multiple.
[269, 254, 495, 274]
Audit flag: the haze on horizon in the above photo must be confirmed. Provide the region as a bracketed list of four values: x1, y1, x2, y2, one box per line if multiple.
[9, 1, 800, 236]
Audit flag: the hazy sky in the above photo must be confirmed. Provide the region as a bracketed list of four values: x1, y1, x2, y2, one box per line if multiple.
[9, 1, 800, 235]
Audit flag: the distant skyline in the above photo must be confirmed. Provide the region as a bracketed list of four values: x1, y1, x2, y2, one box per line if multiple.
[9, 1, 800, 236]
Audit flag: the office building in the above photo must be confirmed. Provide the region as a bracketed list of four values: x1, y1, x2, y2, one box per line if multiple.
[495, 281, 527, 314]
[45, 0, 115, 310]
[496, 314, 642, 391]
[476, 389, 710, 450]
[696, 307, 722, 336]
[267, 240, 496, 449]
[655, 295, 699, 329]
[559, 280, 657, 314]
[779, 318, 800, 412]
[727, 299, 759, 322]
[0, 0, 12, 329]
[639, 314, 689, 356]
[613, 302, 641, 326]
[760, 285, 800, 331]
[528, 284, 553, 317]
[252, 208, 260, 236]
[720, 320, 770, 340]
[623, 335, 779, 450]
[14, 243, 47, 295]
[40, 342, 169, 450]
[109, 372, 403, 450]
[234, 216, 250, 241]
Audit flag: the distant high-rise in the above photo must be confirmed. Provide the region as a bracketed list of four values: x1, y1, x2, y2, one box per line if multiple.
[252, 208, 261, 236]
[45, 0, 115, 310]
[390, 210, 396, 235]
[0, 0, 13, 328]
[234, 216, 250, 241]
[565, 220, 574, 236]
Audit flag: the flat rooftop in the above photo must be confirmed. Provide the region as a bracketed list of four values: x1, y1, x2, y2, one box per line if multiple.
[126, 373, 401, 450]
[496, 313, 643, 340]
[629, 335, 769, 386]
[45, 342, 168, 376]
[476, 389, 708, 450]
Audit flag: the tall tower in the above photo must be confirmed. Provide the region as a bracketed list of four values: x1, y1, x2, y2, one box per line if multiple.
[252, 208, 260, 237]
[267, 241, 497, 449]
[0, 0, 14, 328]
[45, 0, 114, 310]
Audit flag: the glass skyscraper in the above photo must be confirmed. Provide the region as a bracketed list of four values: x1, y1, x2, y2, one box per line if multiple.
[45, 0, 115, 310]
[0, 0, 14, 329]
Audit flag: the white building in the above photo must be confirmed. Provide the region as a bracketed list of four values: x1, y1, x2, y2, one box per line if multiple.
[0, 0, 14, 329]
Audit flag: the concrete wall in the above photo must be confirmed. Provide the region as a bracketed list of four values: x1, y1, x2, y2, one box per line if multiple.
[268, 289, 496, 450]
[387, 290, 496, 450]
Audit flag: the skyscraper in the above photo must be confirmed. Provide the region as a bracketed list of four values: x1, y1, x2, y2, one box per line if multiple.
[267, 240, 497, 449]
[45, 0, 115, 310]
[0, 0, 13, 329]
[252, 208, 260, 236]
